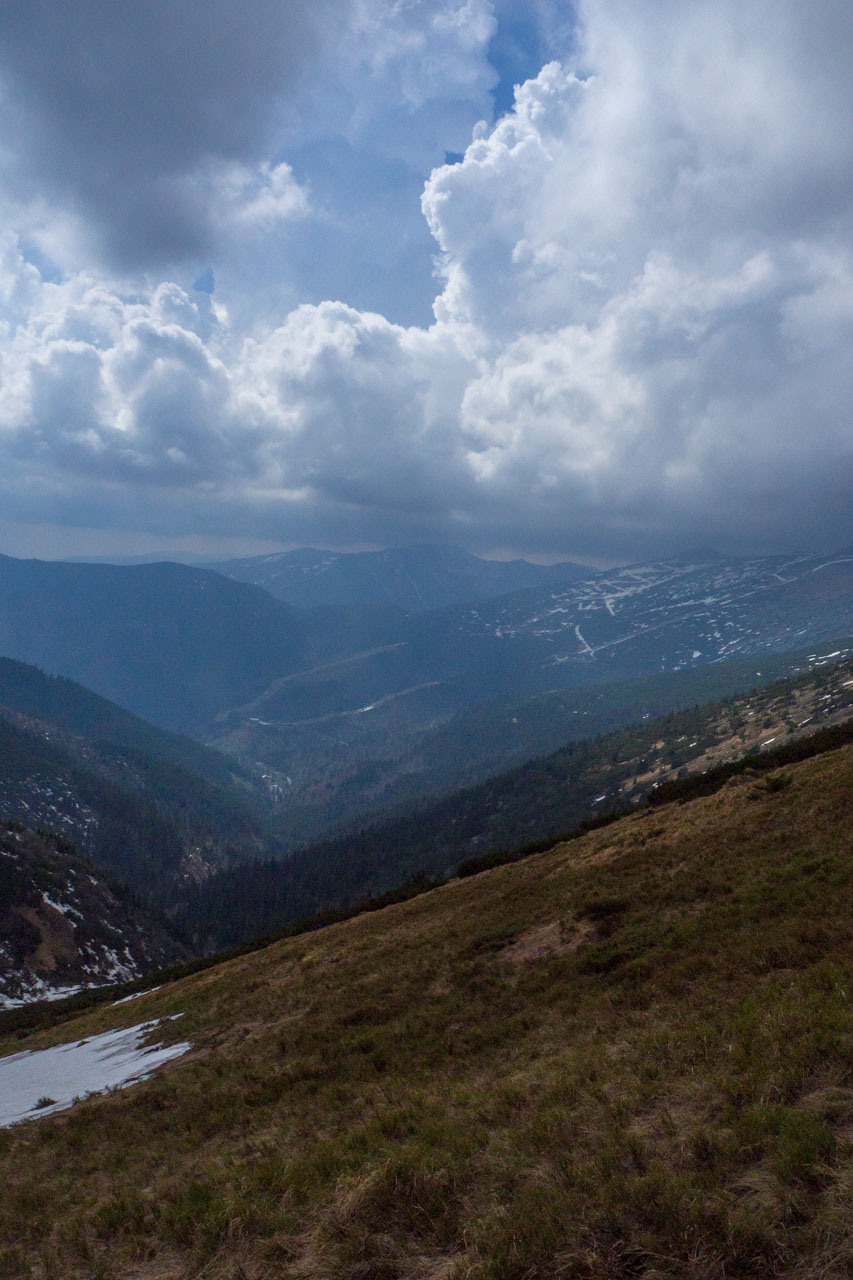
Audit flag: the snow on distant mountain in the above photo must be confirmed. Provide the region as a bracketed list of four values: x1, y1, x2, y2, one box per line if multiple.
[207, 547, 853, 849]
[449, 549, 853, 675]
[230, 548, 853, 737]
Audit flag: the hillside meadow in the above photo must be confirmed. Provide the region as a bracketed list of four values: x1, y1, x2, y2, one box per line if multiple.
[2, 744, 853, 1278]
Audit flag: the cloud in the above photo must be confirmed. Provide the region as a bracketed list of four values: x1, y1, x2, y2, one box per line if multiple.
[216, 163, 309, 231]
[0, 0, 852, 560]
[0, 0, 330, 270]
[237, 0, 500, 325]
[0, 252, 477, 504]
[0, 0, 499, 316]
[236, 301, 481, 512]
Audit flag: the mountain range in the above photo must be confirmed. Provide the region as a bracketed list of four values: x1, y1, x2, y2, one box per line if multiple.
[209, 546, 853, 841]
[208, 542, 590, 612]
[211, 547, 853, 752]
[1, 544, 852, 853]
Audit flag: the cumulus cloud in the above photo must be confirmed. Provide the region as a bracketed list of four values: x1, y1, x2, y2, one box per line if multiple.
[0, 251, 478, 508]
[417, 0, 853, 553]
[0, 0, 851, 560]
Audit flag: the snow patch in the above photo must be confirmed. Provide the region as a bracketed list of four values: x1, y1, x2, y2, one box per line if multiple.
[0, 981, 87, 1009]
[112, 985, 162, 1006]
[41, 892, 83, 921]
[0, 1018, 190, 1127]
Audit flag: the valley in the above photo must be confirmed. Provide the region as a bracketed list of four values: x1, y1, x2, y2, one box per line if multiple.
[175, 645, 853, 950]
[4, 544, 849, 853]
[0, 544, 852, 967]
[209, 547, 853, 843]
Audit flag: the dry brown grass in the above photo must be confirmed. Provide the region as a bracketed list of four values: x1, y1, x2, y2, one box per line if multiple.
[2, 746, 853, 1279]
[499, 917, 594, 969]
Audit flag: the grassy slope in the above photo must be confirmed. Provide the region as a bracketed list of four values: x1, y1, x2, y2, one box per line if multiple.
[2, 745, 853, 1279]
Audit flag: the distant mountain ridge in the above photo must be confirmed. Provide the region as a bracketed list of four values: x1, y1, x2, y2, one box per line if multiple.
[0, 555, 306, 734]
[221, 547, 853, 748]
[447, 548, 853, 667]
[1, 545, 850, 856]
[208, 543, 591, 613]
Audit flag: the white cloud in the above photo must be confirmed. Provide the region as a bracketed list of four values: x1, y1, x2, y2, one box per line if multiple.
[322, 0, 498, 157]
[220, 163, 309, 230]
[0, 0, 851, 559]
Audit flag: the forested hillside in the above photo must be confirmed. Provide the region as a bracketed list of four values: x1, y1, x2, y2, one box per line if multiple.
[178, 653, 853, 949]
[0, 657, 255, 790]
[213, 637, 853, 849]
[0, 555, 306, 733]
[0, 822, 189, 1006]
[0, 661, 283, 900]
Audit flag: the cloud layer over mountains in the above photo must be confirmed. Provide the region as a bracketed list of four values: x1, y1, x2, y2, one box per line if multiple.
[0, 0, 850, 560]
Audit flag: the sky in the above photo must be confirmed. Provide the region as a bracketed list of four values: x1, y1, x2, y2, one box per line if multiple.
[0, 0, 851, 565]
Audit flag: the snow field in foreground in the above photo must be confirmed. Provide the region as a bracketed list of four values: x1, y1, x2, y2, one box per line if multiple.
[0, 1018, 190, 1127]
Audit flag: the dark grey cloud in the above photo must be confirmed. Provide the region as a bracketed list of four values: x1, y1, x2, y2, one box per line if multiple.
[0, 0, 330, 266]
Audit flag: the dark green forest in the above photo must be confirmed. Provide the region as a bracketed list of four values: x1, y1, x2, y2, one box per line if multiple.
[176, 657, 853, 950]
[0, 711, 272, 899]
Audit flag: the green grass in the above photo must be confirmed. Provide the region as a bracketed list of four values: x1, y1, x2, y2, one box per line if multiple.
[1, 746, 853, 1278]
